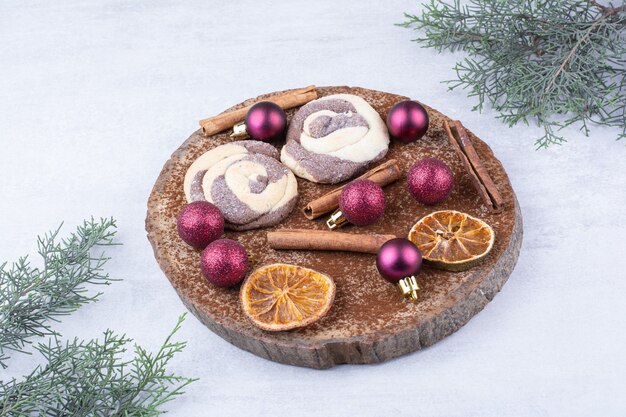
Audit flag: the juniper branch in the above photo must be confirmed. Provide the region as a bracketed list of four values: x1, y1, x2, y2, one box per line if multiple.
[0, 315, 196, 417]
[0, 218, 118, 367]
[401, 0, 626, 148]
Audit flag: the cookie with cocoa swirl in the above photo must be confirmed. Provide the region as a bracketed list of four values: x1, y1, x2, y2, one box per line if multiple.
[184, 141, 298, 231]
[280, 94, 389, 184]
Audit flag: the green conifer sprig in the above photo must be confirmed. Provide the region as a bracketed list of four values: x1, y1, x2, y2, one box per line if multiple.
[0, 218, 118, 367]
[0, 315, 196, 416]
[401, 0, 626, 148]
[0, 219, 195, 416]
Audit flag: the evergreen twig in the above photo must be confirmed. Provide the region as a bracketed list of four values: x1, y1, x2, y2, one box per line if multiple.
[0, 218, 118, 367]
[401, 0, 626, 148]
[0, 315, 196, 416]
[0, 219, 196, 415]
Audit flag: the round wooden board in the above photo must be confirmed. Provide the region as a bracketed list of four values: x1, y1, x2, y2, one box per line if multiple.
[146, 86, 522, 369]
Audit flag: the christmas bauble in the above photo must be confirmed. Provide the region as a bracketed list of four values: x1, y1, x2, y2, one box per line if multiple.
[376, 238, 422, 284]
[245, 101, 287, 142]
[177, 201, 224, 249]
[200, 239, 249, 288]
[339, 179, 386, 226]
[407, 158, 454, 205]
[386, 100, 429, 143]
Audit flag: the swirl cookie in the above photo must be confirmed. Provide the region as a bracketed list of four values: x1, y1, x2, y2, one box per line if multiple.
[280, 94, 389, 184]
[184, 141, 298, 231]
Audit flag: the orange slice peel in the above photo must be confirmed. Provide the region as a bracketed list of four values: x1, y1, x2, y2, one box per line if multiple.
[408, 210, 495, 271]
[240, 263, 335, 331]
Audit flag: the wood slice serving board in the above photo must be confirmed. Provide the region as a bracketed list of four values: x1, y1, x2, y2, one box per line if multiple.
[146, 86, 522, 369]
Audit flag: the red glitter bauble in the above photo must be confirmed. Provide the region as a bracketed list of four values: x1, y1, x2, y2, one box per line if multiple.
[339, 179, 386, 226]
[177, 201, 224, 249]
[200, 239, 249, 288]
[386, 100, 429, 144]
[376, 238, 422, 283]
[407, 158, 454, 205]
[245, 101, 287, 142]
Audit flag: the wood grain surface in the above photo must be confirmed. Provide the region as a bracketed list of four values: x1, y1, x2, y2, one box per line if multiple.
[146, 86, 523, 369]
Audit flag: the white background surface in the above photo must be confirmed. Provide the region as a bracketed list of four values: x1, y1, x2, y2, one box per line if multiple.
[2, 1, 625, 416]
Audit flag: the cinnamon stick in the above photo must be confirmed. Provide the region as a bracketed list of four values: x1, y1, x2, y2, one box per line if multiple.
[444, 120, 504, 213]
[267, 229, 396, 254]
[303, 159, 402, 220]
[199, 85, 318, 136]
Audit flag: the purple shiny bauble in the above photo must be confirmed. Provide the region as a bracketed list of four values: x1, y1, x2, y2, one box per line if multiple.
[200, 239, 249, 288]
[386, 100, 429, 144]
[376, 238, 422, 284]
[407, 158, 454, 205]
[245, 101, 287, 142]
[177, 201, 225, 249]
[339, 179, 386, 226]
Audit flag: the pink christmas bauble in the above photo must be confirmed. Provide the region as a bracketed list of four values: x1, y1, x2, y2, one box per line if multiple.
[407, 158, 454, 205]
[386, 100, 429, 144]
[376, 238, 422, 283]
[339, 179, 386, 226]
[200, 239, 249, 288]
[177, 201, 224, 249]
[245, 101, 287, 142]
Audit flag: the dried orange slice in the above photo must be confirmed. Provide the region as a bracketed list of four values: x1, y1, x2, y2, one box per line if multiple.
[408, 210, 495, 271]
[240, 264, 335, 331]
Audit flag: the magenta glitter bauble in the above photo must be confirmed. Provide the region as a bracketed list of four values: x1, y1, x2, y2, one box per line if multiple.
[376, 238, 422, 284]
[407, 158, 454, 205]
[177, 201, 225, 249]
[200, 239, 249, 288]
[245, 101, 287, 142]
[386, 100, 429, 144]
[339, 179, 386, 226]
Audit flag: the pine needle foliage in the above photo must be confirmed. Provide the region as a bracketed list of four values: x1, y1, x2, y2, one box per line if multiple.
[0, 218, 118, 367]
[0, 219, 196, 416]
[0, 315, 196, 417]
[401, 0, 626, 148]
